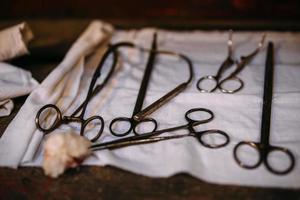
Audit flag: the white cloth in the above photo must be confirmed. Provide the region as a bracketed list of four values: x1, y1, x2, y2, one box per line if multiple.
[0, 99, 14, 117]
[1, 27, 300, 188]
[0, 23, 37, 116]
[0, 20, 114, 167]
[0, 62, 38, 116]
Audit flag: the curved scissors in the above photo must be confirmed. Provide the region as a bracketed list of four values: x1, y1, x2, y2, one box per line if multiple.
[197, 30, 266, 93]
[35, 42, 135, 142]
[109, 33, 194, 137]
[91, 107, 230, 151]
[233, 42, 295, 175]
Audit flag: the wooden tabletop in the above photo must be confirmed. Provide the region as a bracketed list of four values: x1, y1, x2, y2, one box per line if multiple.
[0, 20, 299, 200]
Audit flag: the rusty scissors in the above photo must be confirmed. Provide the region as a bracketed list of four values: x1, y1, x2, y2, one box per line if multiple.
[233, 42, 295, 175]
[197, 30, 266, 94]
[35, 42, 135, 142]
[109, 33, 194, 137]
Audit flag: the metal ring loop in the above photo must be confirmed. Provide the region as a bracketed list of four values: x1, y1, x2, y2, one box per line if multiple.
[197, 129, 230, 149]
[196, 75, 218, 93]
[81, 116, 104, 142]
[35, 104, 62, 133]
[185, 108, 214, 125]
[109, 117, 133, 137]
[233, 141, 262, 169]
[219, 77, 244, 94]
[264, 146, 295, 175]
[133, 118, 158, 135]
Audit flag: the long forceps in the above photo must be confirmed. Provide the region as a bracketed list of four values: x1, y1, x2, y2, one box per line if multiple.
[35, 42, 135, 142]
[109, 33, 194, 136]
[109, 33, 159, 137]
[133, 49, 193, 122]
[233, 42, 295, 175]
[92, 108, 229, 151]
[197, 31, 266, 93]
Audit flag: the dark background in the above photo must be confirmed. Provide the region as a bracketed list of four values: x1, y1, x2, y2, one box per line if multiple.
[1, 0, 300, 25]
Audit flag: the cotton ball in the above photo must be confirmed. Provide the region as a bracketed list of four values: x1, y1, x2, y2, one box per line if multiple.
[43, 132, 91, 178]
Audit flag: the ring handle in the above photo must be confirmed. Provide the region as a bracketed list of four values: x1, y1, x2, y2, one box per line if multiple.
[196, 129, 230, 148]
[196, 75, 218, 93]
[109, 117, 133, 137]
[133, 117, 158, 135]
[185, 108, 214, 125]
[35, 104, 62, 133]
[218, 77, 244, 94]
[81, 115, 104, 142]
[264, 145, 295, 175]
[233, 141, 262, 169]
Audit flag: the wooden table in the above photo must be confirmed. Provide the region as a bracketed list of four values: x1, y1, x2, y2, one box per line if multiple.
[0, 20, 299, 200]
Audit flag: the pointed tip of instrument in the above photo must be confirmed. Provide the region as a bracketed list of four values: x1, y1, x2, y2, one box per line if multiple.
[228, 29, 233, 38]
[152, 32, 158, 49]
[153, 32, 158, 43]
[228, 30, 233, 47]
[268, 41, 273, 48]
[266, 41, 274, 64]
[259, 33, 267, 48]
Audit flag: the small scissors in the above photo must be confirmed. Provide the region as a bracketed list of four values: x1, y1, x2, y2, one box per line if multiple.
[35, 42, 135, 142]
[91, 107, 230, 151]
[233, 42, 295, 175]
[109, 33, 194, 137]
[197, 30, 266, 93]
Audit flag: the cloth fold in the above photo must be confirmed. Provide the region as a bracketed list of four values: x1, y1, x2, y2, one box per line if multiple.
[0, 20, 114, 167]
[1, 27, 300, 188]
[0, 99, 14, 117]
[0, 23, 37, 116]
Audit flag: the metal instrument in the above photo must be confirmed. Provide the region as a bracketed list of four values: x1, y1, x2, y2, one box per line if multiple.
[197, 30, 266, 94]
[233, 42, 295, 175]
[35, 42, 135, 142]
[109, 33, 194, 137]
[92, 107, 229, 151]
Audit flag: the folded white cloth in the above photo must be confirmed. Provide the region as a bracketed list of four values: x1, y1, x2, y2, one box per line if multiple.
[0, 62, 39, 116]
[0, 23, 38, 116]
[1, 27, 300, 188]
[0, 20, 114, 167]
[0, 99, 14, 117]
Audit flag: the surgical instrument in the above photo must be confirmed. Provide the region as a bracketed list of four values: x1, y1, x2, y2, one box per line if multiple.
[233, 42, 295, 175]
[92, 107, 229, 150]
[109, 33, 194, 136]
[197, 30, 266, 94]
[35, 42, 135, 142]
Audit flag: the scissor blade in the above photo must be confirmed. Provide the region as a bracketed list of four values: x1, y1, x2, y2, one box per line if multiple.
[90, 134, 190, 151]
[260, 42, 274, 145]
[131, 33, 158, 116]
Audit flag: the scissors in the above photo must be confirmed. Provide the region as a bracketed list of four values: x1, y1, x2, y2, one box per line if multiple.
[35, 42, 135, 142]
[197, 30, 266, 94]
[233, 42, 295, 175]
[109, 33, 194, 137]
[91, 107, 230, 151]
